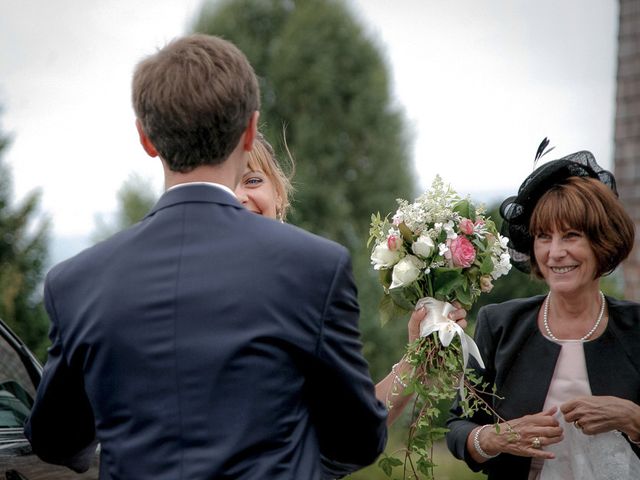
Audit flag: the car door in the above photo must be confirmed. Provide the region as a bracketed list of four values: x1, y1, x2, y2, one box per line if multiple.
[0, 319, 99, 479]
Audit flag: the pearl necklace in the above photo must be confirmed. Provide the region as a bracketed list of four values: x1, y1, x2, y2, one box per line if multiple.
[543, 291, 605, 341]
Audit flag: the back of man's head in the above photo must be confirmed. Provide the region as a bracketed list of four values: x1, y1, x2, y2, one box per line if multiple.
[132, 34, 260, 173]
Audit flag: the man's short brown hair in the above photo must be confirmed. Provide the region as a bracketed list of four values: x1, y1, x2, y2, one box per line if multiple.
[132, 34, 260, 172]
[529, 177, 635, 278]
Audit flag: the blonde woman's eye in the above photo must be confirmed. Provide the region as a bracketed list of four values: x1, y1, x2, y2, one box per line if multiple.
[246, 177, 263, 186]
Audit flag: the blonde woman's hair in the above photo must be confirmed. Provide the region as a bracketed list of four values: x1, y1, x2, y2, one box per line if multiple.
[247, 131, 295, 220]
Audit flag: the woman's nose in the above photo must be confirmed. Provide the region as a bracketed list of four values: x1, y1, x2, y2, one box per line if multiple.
[549, 238, 566, 257]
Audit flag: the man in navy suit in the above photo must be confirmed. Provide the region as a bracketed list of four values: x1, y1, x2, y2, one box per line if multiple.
[25, 34, 387, 479]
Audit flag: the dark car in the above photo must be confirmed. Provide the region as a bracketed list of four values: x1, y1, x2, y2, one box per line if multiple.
[0, 318, 99, 479]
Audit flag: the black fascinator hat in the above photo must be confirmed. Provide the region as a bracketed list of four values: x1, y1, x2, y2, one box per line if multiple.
[499, 138, 618, 273]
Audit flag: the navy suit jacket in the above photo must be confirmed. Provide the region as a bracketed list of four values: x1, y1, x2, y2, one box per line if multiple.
[446, 295, 640, 480]
[25, 184, 387, 479]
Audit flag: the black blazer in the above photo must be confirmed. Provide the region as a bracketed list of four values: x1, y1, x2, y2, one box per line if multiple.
[446, 295, 640, 480]
[25, 184, 387, 479]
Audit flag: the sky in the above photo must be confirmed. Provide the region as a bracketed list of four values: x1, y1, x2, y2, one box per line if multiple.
[0, 0, 619, 258]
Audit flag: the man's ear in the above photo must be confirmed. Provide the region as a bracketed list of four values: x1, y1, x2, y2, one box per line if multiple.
[136, 119, 159, 157]
[242, 111, 260, 152]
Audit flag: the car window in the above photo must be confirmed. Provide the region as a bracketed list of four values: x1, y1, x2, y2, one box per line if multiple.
[0, 335, 36, 428]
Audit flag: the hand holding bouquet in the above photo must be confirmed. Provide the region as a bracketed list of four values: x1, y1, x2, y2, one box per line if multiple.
[369, 176, 511, 478]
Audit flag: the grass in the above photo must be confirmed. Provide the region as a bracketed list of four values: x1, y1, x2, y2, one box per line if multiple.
[345, 438, 486, 480]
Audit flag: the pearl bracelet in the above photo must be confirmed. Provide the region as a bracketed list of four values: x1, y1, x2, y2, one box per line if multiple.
[473, 425, 499, 459]
[391, 362, 408, 389]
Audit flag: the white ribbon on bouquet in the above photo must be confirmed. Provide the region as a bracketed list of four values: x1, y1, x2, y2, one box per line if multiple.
[416, 297, 485, 397]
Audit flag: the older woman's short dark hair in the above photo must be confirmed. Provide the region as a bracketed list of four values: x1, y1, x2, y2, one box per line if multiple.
[529, 177, 635, 279]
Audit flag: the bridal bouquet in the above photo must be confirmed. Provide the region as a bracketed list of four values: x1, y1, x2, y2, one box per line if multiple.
[368, 175, 511, 478]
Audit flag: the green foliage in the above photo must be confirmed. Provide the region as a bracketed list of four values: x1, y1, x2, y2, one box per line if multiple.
[0, 118, 50, 360]
[194, 0, 415, 379]
[92, 173, 158, 242]
[347, 438, 485, 480]
[375, 335, 497, 479]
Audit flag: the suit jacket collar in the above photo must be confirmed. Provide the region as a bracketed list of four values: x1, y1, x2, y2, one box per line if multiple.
[145, 183, 243, 219]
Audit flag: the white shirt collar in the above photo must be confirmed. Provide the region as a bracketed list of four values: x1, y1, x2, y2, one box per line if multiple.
[167, 181, 236, 198]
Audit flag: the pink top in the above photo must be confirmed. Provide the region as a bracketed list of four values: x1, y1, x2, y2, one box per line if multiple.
[528, 339, 590, 479]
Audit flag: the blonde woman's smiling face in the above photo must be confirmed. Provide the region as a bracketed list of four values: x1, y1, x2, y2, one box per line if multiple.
[235, 166, 280, 219]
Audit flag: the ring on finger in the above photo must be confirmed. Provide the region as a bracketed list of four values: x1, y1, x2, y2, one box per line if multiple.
[531, 437, 542, 449]
[574, 420, 582, 429]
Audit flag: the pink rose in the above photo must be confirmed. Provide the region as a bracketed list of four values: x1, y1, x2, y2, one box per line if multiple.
[447, 236, 476, 268]
[459, 218, 475, 235]
[387, 234, 400, 251]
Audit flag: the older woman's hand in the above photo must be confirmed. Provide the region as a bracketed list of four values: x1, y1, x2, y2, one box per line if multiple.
[472, 407, 564, 461]
[561, 395, 640, 440]
[407, 301, 468, 344]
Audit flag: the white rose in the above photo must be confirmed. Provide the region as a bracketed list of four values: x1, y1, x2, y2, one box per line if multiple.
[390, 255, 425, 289]
[412, 234, 435, 258]
[371, 242, 401, 270]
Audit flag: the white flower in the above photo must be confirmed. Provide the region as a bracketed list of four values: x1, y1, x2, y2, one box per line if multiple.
[371, 242, 402, 270]
[390, 254, 425, 289]
[491, 252, 512, 279]
[412, 234, 435, 258]
[443, 220, 458, 239]
[438, 243, 449, 257]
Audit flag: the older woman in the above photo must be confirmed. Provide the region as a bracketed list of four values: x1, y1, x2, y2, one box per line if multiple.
[446, 148, 640, 479]
[235, 132, 468, 425]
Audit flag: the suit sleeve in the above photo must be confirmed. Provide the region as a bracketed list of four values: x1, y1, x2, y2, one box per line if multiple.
[445, 305, 498, 472]
[305, 249, 387, 477]
[24, 279, 98, 473]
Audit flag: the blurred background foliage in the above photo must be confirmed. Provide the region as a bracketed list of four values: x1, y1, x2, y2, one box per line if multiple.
[92, 173, 158, 243]
[0, 117, 50, 360]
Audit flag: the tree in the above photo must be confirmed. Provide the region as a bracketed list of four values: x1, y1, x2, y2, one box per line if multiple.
[92, 173, 158, 242]
[193, 0, 416, 379]
[0, 117, 50, 360]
